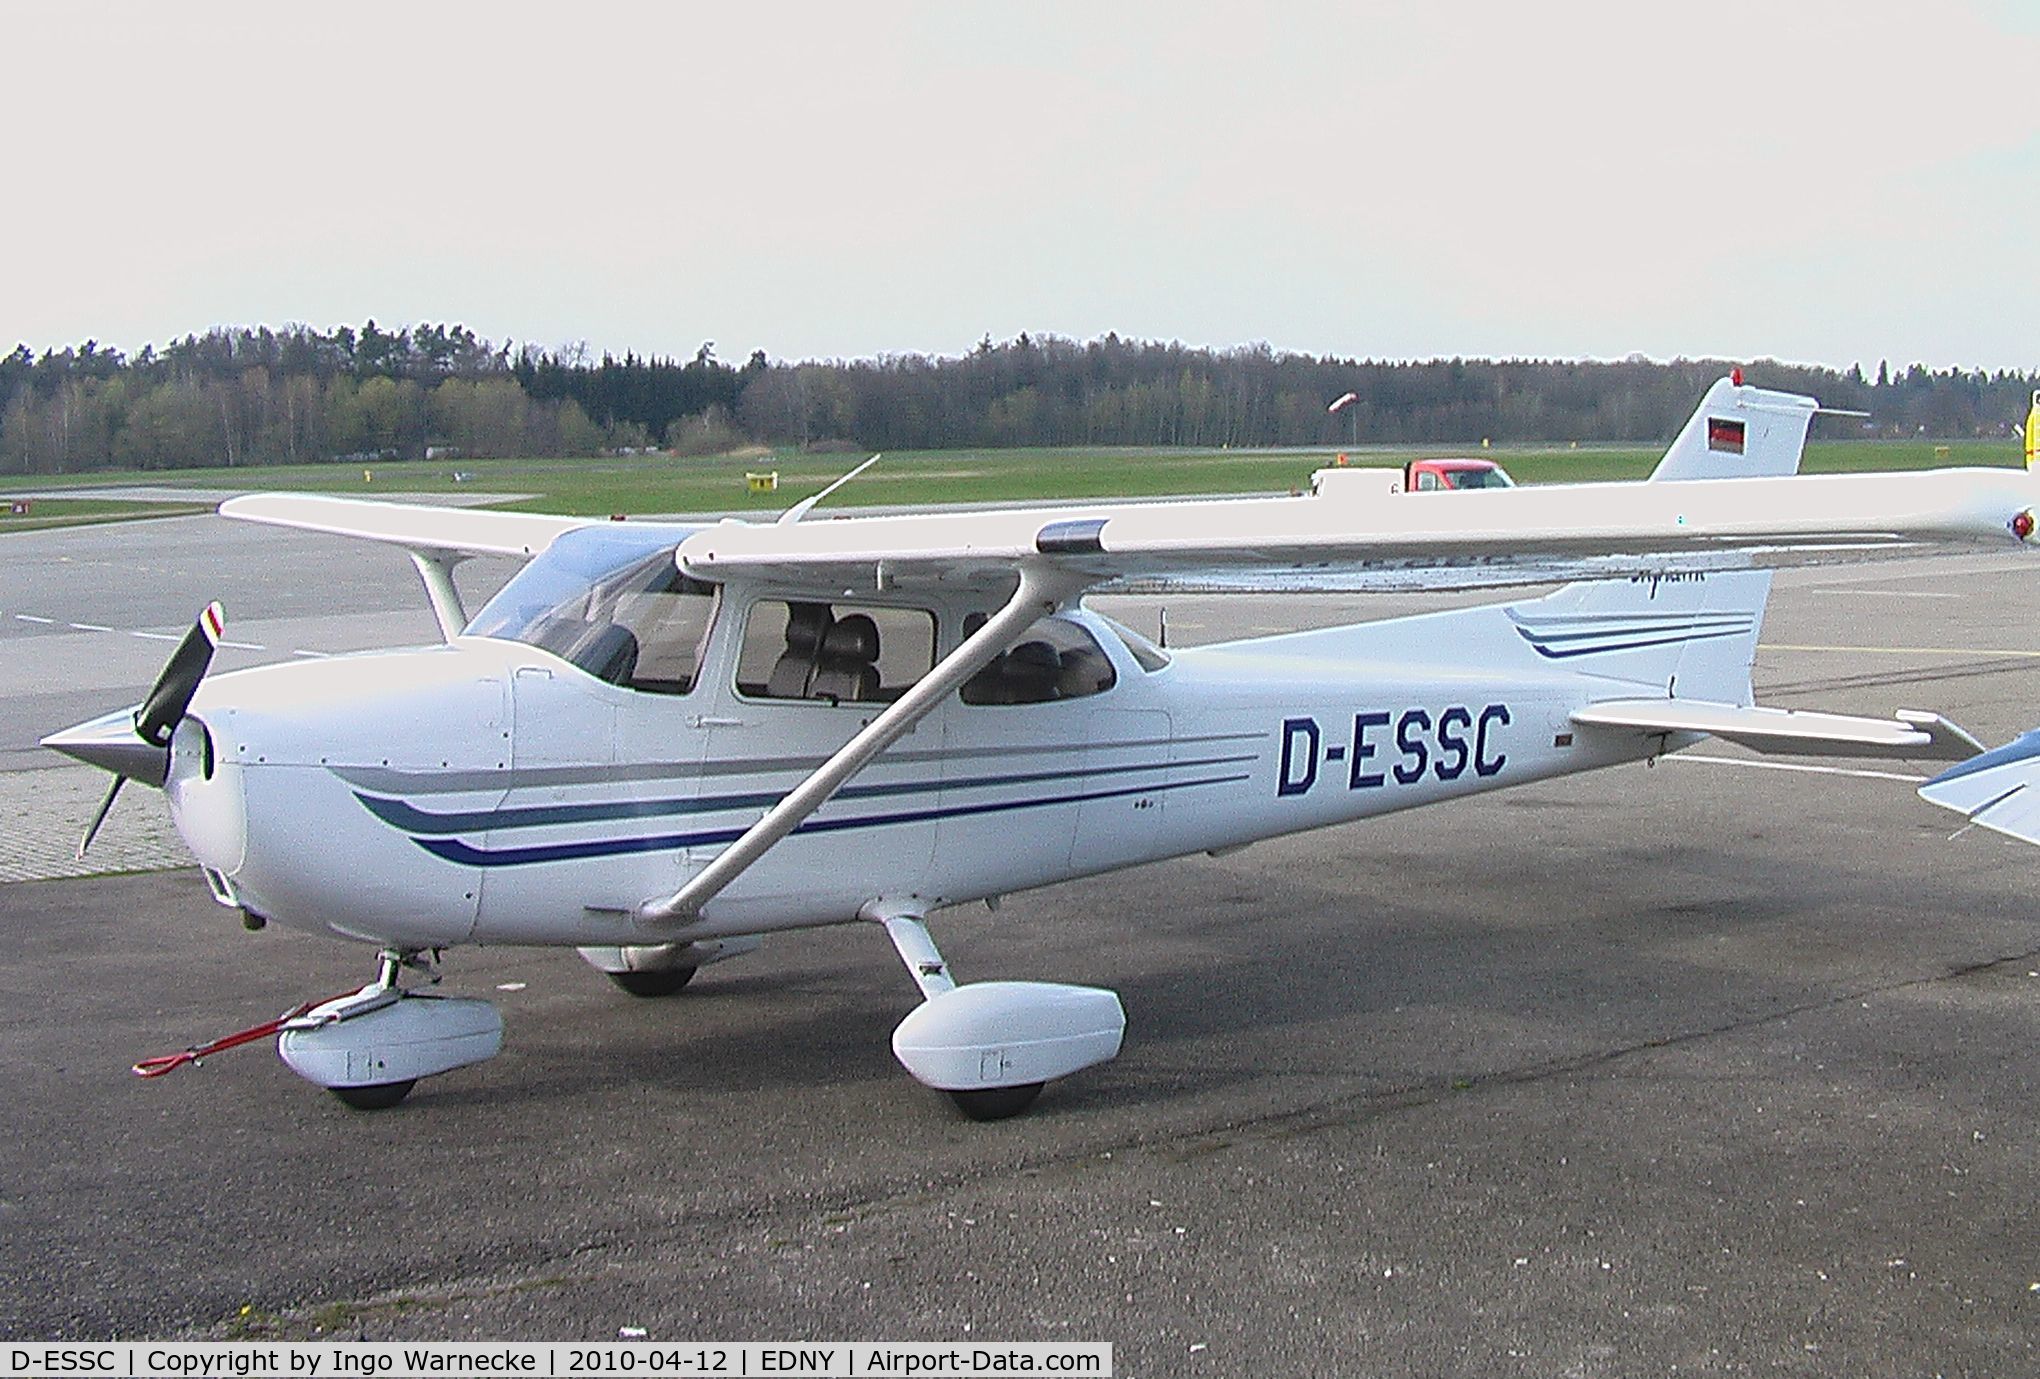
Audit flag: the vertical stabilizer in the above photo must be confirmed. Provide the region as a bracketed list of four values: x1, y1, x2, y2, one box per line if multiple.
[1648, 376, 1818, 481]
[2025, 388, 2038, 471]
[1511, 376, 1819, 704]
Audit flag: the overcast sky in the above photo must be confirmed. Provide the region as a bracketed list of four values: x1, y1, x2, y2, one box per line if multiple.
[7, 1, 2037, 370]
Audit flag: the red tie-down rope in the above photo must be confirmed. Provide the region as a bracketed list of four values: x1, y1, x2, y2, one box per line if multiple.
[131, 992, 358, 1077]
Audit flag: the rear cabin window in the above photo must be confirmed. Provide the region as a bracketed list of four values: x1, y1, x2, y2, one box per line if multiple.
[1094, 613, 1171, 673]
[961, 616, 1117, 706]
[736, 600, 936, 705]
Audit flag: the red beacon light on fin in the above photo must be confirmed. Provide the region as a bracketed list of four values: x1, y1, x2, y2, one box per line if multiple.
[1730, 368, 1744, 387]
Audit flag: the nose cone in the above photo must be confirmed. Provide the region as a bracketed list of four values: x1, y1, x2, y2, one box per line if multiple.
[41, 707, 167, 786]
[166, 714, 246, 874]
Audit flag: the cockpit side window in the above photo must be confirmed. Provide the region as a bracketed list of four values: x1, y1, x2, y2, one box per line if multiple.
[606, 569, 719, 694]
[961, 615, 1118, 706]
[466, 533, 717, 694]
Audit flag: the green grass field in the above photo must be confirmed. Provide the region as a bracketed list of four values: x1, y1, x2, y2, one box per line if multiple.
[0, 496, 212, 532]
[3, 437, 2022, 521]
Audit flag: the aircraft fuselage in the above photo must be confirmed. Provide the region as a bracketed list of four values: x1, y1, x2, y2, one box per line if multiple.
[173, 582, 1659, 952]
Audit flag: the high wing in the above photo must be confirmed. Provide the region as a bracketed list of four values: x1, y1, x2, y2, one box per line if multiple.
[219, 493, 608, 640]
[673, 467, 2040, 596]
[219, 493, 592, 559]
[221, 473, 2040, 599]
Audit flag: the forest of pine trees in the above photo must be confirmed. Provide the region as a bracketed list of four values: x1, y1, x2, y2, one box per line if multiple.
[3, 323, 2032, 476]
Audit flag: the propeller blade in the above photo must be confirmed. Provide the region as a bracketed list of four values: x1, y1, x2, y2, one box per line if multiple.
[134, 602, 224, 748]
[77, 776, 125, 858]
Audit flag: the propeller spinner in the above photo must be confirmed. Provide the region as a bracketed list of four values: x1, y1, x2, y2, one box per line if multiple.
[42, 602, 225, 855]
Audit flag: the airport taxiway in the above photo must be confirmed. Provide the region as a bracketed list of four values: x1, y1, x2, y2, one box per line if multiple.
[0, 509, 2035, 1375]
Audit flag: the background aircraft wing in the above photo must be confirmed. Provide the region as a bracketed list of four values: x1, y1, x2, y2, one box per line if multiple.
[675, 467, 2040, 595]
[1919, 731, 2040, 845]
[219, 493, 592, 559]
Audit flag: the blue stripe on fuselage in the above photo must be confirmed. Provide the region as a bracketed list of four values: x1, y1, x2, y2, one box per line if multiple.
[1518, 627, 1750, 659]
[413, 771, 1249, 868]
[354, 754, 1254, 835]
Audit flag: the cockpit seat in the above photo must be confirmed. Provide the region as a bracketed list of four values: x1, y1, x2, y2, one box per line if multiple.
[578, 623, 640, 686]
[1003, 640, 1062, 702]
[766, 603, 834, 698]
[810, 613, 881, 703]
[1057, 647, 1112, 697]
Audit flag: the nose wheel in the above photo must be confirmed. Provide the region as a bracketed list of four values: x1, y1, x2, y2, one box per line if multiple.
[330, 1079, 418, 1111]
[948, 1083, 1044, 1121]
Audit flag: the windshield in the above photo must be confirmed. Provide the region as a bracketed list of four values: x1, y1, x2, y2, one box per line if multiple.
[1446, 466, 1515, 489]
[466, 526, 717, 693]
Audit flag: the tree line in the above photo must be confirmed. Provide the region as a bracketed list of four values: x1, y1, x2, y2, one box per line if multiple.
[3, 323, 2034, 476]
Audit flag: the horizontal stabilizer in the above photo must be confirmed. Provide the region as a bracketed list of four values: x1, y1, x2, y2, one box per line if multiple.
[1919, 729, 2040, 844]
[1571, 700, 1983, 760]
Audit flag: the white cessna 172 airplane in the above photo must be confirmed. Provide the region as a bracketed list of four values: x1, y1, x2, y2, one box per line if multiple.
[42, 377, 2040, 1118]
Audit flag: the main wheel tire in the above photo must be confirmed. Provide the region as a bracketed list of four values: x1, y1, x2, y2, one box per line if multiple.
[330, 1079, 416, 1111]
[607, 966, 698, 998]
[948, 1082, 1044, 1121]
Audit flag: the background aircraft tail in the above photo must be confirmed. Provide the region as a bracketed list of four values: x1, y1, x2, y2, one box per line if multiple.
[1644, 374, 1819, 481]
[1508, 376, 1820, 702]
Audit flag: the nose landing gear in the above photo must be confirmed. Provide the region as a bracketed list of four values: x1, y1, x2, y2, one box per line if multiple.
[276, 949, 503, 1110]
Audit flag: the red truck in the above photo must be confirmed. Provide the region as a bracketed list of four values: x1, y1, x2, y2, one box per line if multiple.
[1402, 456, 1514, 490]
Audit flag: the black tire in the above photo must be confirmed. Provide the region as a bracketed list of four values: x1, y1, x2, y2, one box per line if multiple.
[607, 966, 698, 998]
[948, 1083, 1044, 1121]
[330, 1079, 416, 1111]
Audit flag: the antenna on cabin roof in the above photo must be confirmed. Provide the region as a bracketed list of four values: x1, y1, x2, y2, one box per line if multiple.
[778, 453, 883, 526]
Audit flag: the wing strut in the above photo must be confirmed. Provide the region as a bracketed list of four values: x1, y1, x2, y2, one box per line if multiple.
[634, 561, 1088, 930]
[408, 550, 469, 641]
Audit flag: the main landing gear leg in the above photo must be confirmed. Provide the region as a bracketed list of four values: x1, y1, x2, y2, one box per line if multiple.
[874, 909, 1126, 1123]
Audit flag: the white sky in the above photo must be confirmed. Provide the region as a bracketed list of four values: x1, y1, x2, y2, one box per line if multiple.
[6, 1, 2038, 370]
